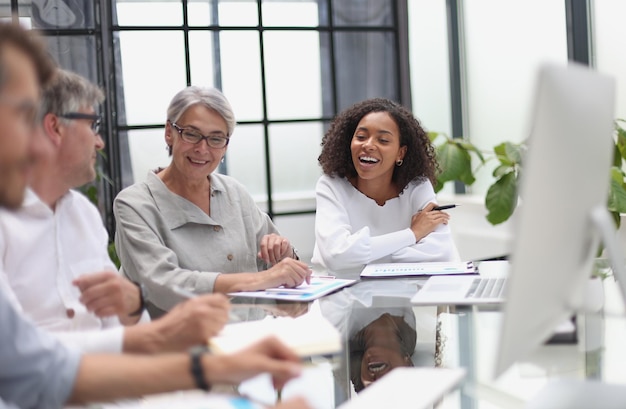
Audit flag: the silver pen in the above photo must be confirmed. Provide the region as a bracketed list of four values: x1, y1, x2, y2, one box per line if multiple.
[172, 286, 240, 322]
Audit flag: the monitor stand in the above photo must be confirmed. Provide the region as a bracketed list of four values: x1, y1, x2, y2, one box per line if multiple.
[590, 206, 626, 304]
[529, 206, 626, 409]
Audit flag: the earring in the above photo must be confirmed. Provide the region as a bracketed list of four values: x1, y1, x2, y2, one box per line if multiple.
[165, 144, 171, 151]
[221, 157, 225, 163]
[396, 159, 403, 166]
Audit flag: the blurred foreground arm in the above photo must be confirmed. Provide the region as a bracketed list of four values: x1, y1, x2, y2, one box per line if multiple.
[68, 336, 303, 405]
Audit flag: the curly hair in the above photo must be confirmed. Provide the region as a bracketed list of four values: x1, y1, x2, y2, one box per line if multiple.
[318, 98, 438, 189]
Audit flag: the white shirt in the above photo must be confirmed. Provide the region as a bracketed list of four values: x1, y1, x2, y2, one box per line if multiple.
[0, 188, 140, 353]
[312, 175, 460, 273]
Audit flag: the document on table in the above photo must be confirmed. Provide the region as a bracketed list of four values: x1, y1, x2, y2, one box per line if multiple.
[229, 276, 356, 302]
[209, 312, 342, 359]
[360, 261, 476, 278]
[336, 367, 466, 409]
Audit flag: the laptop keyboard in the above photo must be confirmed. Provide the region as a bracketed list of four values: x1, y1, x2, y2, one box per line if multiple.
[466, 278, 506, 299]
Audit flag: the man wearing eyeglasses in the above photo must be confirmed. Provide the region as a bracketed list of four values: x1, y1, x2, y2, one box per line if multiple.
[0, 67, 236, 354]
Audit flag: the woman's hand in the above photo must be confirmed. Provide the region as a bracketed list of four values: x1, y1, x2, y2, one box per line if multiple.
[263, 258, 312, 289]
[410, 202, 450, 243]
[258, 234, 294, 265]
[213, 259, 311, 294]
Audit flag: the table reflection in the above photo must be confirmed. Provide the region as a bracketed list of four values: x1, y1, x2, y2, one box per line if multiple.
[349, 310, 416, 391]
[318, 278, 434, 401]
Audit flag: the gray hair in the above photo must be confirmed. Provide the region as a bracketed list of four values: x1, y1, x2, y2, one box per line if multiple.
[166, 86, 236, 136]
[40, 68, 104, 120]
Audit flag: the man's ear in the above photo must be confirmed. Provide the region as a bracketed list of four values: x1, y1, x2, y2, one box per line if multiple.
[41, 113, 63, 148]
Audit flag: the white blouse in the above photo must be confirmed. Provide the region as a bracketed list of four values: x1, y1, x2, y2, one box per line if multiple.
[312, 175, 459, 273]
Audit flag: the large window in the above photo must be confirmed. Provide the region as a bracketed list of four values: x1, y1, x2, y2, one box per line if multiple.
[462, 0, 568, 194]
[3, 1, 408, 249]
[594, 0, 626, 119]
[112, 0, 408, 220]
[5, 0, 621, 261]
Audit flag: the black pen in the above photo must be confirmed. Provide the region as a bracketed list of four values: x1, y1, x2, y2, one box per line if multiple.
[433, 204, 459, 211]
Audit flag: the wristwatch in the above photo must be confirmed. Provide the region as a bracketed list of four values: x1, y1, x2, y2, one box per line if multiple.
[189, 345, 211, 391]
[128, 281, 147, 316]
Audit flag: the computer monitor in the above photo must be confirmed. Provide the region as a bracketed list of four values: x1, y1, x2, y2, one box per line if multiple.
[494, 62, 624, 378]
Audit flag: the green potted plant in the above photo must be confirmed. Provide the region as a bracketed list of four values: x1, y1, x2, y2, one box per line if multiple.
[430, 120, 626, 282]
[429, 119, 626, 228]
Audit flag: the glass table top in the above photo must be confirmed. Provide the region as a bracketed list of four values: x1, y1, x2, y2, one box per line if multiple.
[226, 274, 625, 409]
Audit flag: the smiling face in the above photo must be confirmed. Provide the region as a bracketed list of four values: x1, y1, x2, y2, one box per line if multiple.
[165, 104, 228, 181]
[350, 111, 406, 186]
[358, 314, 413, 389]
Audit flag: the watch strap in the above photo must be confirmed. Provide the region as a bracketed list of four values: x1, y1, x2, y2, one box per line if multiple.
[128, 282, 146, 316]
[189, 346, 211, 391]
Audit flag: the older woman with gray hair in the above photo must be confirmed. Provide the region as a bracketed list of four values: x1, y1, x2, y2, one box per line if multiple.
[114, 86, 311, 318]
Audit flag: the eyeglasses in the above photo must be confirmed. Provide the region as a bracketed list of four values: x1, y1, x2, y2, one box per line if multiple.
[60, 112, 102, 134]
[0, 95, 39, 128]
[169, 121, 229, 149]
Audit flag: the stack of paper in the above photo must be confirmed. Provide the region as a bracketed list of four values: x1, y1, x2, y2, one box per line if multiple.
[209, 312, 342, 359]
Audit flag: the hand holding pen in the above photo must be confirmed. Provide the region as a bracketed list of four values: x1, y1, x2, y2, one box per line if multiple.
[433, 204, 459, 211]
[410, 202, 452, 242]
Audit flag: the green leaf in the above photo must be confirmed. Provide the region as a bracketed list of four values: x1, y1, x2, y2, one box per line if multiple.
[493, 141, 524, 167]
[492, 164, 513, 178]
[611, 211, 622, 229]
[458, 140, 486, 163]
[79, 185, 99, 206]
[428, 131, 444, 143]
[485, 172, 518, 225]
[436, 142, 473, 185]
[612, 142, 623, 168]
[108, 242, 121, 269]
[434, 178, 444, 193]
[615, 120, 626, 163]
[607, 167, 626, 214]
[458, 166, 476, 186]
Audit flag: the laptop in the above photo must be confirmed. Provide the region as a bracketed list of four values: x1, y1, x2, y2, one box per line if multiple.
[410, 260, 509, 306]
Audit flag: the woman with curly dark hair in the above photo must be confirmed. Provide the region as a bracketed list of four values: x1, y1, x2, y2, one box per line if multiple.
[311, 98, 459, 272]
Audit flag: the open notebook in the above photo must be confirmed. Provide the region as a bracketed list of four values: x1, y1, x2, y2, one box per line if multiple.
[209, 312, 342, 359]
